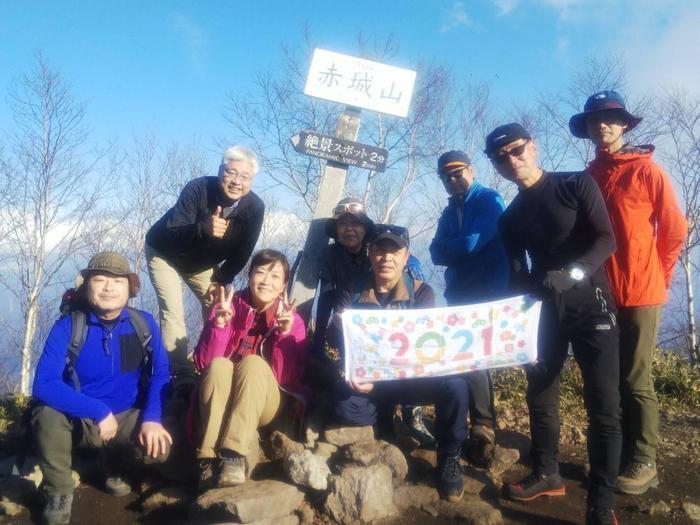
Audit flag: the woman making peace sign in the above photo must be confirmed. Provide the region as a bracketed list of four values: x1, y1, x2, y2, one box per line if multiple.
[193, 249, 309, 490]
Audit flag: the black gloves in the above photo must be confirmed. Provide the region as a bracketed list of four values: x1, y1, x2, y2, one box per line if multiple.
[542, 270, 576, 294]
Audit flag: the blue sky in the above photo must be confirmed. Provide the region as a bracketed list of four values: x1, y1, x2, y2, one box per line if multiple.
[2, 0, 698, 167]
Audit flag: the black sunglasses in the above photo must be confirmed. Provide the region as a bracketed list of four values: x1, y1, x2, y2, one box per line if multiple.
[439, 170, 464, 182]
[370, 224, 409, 243]
[490, 140, 530, 164]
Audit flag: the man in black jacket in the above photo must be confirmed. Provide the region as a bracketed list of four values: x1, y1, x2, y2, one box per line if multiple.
[145, 146, 264, 377]
[489, 123, 622, 525]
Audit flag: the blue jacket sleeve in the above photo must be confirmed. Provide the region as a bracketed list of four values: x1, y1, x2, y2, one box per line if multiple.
[141, 313, 170, 423]
[431, 193, 505, 266]
[32, 318, 111, 422]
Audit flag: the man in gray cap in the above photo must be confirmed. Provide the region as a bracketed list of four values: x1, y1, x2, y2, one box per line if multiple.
[32, 252, 171, 525]
[145, 145, 265, 378]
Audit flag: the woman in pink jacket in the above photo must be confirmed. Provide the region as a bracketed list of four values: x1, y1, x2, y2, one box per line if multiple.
[193, 249, 309, 490]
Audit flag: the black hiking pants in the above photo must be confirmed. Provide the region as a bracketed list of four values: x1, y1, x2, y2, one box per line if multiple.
[526, 284, 622, 509]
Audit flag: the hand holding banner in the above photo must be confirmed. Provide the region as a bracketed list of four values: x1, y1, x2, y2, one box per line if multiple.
[341, 295, 541, 383]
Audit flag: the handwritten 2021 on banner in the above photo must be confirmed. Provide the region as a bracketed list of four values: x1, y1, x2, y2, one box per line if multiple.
[341, 295, 542, 383]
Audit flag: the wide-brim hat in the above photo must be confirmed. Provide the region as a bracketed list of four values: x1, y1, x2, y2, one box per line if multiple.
[569, 90, 642, 139]
[325, 197, 374, 240]
[76, 251, 140, 298]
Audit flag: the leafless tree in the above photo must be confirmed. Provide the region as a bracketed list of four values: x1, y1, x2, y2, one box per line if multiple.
[0, 55, 103, 394]
[654, 89, 700, 364]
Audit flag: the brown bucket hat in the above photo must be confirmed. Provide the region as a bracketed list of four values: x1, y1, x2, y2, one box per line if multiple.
[76, 252, 141, 298]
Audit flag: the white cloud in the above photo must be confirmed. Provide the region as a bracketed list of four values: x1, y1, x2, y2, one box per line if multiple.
[618, 3, 700, 95]
[169, 11, 207, 71]
[440, 1, 472, 33]
[491, 0, 520, 16]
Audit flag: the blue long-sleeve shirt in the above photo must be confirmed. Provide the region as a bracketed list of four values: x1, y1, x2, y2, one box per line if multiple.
[429, 180, 509, 305]
[32, 308, 170, 424]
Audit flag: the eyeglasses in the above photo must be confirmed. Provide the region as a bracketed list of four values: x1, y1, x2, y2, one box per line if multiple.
[332, 202, 365, 219]
[222, 168, 252, 184]
[490, 140, 530, 164]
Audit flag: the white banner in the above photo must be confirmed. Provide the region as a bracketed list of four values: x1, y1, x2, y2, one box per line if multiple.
[342, 295, 541, 383]
[304, 48, 417, 118]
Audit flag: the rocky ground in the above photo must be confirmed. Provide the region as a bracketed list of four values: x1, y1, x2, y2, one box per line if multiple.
[1, 367, 699, 524]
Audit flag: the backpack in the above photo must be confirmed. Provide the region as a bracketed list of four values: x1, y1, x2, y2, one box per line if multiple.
[60, 288, 154, 391]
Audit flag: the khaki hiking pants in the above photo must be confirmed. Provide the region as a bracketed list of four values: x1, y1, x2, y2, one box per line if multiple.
[145, 243, 214, 376]
[198, 355, 282, 462]
[618, 305, 661, 464]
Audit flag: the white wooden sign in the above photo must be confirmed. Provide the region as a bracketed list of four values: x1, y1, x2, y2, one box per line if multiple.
[304, 48, 417, 118]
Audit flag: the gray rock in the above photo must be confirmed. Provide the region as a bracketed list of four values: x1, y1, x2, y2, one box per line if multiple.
[270, 431, 305, 461]
[338, 440, 408, 486]
[324, 464, 397, 524]
[648, 500, 672, 516]
[142, 485, 190, 512]
[219, 516, 299, 525]
[683, 502, 700, 523]
[283, 449, 331, 491]
[296, 500, 316, 525]
[488, 447, 520, 477]
[196, 479, 303, 523]
[393, 483, 439, 510]
[313, 442, 338, 459]
[435, 495, 503, 525]
[323, 425, 374, 447]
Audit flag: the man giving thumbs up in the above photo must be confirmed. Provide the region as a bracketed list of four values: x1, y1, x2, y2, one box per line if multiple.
[145, 146, 265, 380]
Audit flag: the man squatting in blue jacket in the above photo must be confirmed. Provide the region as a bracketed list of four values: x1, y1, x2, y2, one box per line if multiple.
[32, 252, 171, 525]
[429, 150, 509, 467]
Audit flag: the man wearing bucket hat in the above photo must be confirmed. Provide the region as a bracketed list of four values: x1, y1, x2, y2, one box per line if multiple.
[145, 145, 264, 379]
[430, 150, 509, 468]
[487, 123, 622, 525]
[32, 252, 171, 525]
[570, 91, 688, 495]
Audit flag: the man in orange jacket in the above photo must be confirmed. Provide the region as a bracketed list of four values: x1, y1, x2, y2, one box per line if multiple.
[570, 91, 688, 495]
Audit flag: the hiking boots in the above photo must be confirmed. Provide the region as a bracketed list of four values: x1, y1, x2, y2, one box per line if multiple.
[105, 475, 131, 497]
[403, 405, 436, 448]
[617, 461, 658, 495]
[198, 458, 218, 492]
[466, 424, 496, 468]
[586, 507, 620, 525]
[505, 471, 566, 501]
[218, 451, 247, 487]
[437, 454, 464, 502]
[42, 491, 73, 525]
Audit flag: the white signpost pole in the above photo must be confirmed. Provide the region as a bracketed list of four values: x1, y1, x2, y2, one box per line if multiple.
[291, 49, 417, 323]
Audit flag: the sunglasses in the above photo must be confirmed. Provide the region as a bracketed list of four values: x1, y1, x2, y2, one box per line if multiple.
[490, 140, 530, 164]
[439, 170, 464, 182]
[332, 202, 365, 219]
[370, 224, 409, 243]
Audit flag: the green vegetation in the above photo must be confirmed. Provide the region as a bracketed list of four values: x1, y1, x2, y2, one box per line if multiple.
[492, 349, 700, 408]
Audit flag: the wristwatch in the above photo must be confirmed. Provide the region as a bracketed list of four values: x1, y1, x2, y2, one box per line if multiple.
[569, 265, 585, 282]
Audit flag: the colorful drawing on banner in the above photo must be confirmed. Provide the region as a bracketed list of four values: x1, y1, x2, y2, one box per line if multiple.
[341, 295, 541, 383]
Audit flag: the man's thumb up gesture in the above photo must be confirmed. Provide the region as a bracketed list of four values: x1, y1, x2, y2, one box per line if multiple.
[206, 205, 229, 239]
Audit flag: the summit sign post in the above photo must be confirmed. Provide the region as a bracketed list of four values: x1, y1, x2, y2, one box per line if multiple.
[291, 49, 416, 315]
[304, 48, 416, 118]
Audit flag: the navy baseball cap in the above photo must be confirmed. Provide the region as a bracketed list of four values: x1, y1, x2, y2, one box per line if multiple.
[370, 224, 409, 249]
[484, 123, 532, 157]
[437, 150, 471, 175]
[569, 90, 642, 139]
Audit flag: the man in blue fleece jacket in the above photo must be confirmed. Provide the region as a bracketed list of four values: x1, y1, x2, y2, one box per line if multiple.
[32, 252, 171, 525]
[429, 150, 510, 468]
